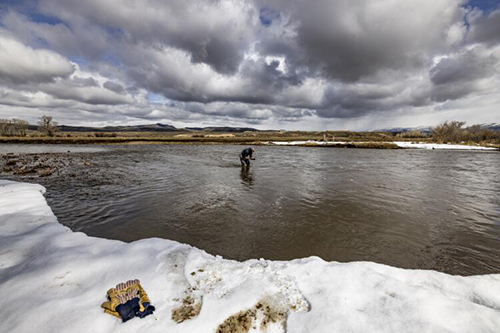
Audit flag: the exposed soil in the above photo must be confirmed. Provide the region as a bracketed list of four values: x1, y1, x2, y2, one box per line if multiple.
[216, 299, 287, 333]
[171, 294, 202, 323]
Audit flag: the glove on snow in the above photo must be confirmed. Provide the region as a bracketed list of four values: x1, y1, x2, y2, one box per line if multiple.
[101, 279, 155, 322]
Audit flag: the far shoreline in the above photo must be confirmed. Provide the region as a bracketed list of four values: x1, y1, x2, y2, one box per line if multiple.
[0, 135, 404, 149]
[0, 136, 499, 151]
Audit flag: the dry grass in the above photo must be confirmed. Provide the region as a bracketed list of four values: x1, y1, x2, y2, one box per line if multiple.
[1, 129, 494, 148]
[0, 135, 400, 146]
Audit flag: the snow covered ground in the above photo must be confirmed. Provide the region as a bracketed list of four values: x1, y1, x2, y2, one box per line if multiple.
[271, 140, 329, 146]
[393, 141, 499, 150]
[270, 140, 499, 150]
[1, 180, 500, 333]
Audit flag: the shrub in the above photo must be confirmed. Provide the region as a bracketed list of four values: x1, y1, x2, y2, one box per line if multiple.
[431, 121, 465, 143]
[399, 130, 428, 139]
[95, 132, 118, 137]
[431, 121, 500, 143]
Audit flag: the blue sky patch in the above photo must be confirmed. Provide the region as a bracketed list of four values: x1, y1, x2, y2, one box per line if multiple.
[465, 0, 500, 13]
[29, 12, 64, 25]
[259, 7, 280, 27]
[147, 92, 169, 103]
[102, 53, 121, 66]
[69, 56, 88, 66]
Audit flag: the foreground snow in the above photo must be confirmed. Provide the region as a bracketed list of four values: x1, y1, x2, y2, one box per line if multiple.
[1, 180, 500, 333]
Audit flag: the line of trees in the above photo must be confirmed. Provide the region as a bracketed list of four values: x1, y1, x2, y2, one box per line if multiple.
[431, 121, 500, 143]
[0, 116, 59, 137]
[0, 118, 29, 136]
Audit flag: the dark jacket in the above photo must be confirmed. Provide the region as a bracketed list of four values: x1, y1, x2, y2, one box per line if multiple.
[240, 148, 253, 159]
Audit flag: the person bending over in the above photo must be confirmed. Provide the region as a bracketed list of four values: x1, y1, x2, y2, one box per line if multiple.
[240, 147, 255, 167]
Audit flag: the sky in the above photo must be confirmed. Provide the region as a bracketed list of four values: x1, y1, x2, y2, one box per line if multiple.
[0, 0, 499, 130]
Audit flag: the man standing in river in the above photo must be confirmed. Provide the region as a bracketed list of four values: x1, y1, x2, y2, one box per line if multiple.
[240, 147, 255, 167]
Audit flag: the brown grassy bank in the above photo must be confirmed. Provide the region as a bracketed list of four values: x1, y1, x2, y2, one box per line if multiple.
[0, 130, 423, 146]
[2, 132, 498, 150]
[0, 136, 400, 148]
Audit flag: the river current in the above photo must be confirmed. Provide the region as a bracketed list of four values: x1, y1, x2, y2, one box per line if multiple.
[1, 144, 499, 275]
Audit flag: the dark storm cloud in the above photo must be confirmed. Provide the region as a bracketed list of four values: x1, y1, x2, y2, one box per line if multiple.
[1, 10, 110, 62]
[103, 81, 125, 94]
[36, 0, 256, 75]
[0, 0, 499, 127]
[430, 48, 498, 102]
[255, 0, 465, 81]
[467, 8, 500, 45]
[123, 45, 303, 106]
[430, 50, 496, 85]
[0, 88, 75, 109]
[318, 83, 402, 118]
[70, 76, 100, 87]
[40, 84, 132, 105]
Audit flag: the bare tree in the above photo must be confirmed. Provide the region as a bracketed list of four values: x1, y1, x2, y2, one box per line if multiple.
[431, 121, 465, 143]
[0, 118, 29, 136]
[0, 119, 11, 136]
[11, 119, 28, 136]
[38, 115, 59, 137]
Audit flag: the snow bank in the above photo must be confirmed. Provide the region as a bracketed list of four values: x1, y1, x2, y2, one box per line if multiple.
[271, 140, 499, 150]
[271, 141, 353, 146]
[393, 142, 498, 150]
[271, 140, 327, 146]
[1, 180, 500, 333]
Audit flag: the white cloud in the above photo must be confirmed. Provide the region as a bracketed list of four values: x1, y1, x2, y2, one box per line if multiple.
[0, 32, 74, 85]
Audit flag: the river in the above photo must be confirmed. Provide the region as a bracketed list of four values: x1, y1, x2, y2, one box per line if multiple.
[1, 144, 499, 275]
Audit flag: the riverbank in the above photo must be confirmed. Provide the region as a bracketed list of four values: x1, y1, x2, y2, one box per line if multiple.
[0, 151, 99, 179]
[0, 135, 402, 148]
[1, 180, 499, 332]
[1, 135, 498, 150]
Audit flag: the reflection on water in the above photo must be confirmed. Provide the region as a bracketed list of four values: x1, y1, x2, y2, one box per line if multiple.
[3, 144, 500, 275]
[0, 144, 106, 154]
[240, 167, 254, 187]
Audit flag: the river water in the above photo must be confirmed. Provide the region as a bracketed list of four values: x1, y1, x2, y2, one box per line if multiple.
[2, 144, 500, 275]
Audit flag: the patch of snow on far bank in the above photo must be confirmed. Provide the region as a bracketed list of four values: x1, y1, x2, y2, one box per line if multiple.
[393, 142, 498, 150]
[270, 140, 499, 151]
[1, 180, 500, 332]
[271, 140, 324, 145]
[271, 140, 347, 146]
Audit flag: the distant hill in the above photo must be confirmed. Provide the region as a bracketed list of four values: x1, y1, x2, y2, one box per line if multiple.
[26, 123, 259, 133]
[99, 123, 177, 132]
[376, 123, 500, 134]
[484, 123, 500, 131]
[185, 126, 259, 132]
[373, 126, 432, 134]
[28, 123, 177, 132]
